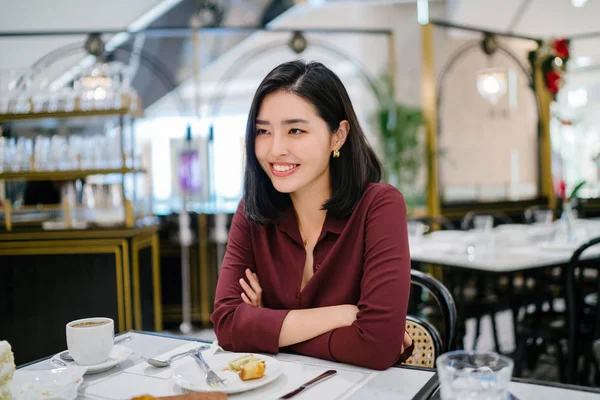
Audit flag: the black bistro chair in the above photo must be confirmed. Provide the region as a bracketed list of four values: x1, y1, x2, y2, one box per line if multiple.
[402, 270, 457, 368]
[566, 236, 600, 384]
[514, 236, 600, 384]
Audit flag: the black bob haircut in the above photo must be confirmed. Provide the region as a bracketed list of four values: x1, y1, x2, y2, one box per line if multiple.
[243, 60, 382, 224]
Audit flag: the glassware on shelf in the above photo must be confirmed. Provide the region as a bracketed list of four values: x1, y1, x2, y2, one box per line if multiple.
[34, 135, 51, 170]
[0, 137, 7, 172]
[14, 137, 33, 171]
[105, 129, 123, 169]
[67, 135, 83, 170]
[1, 132, 140, 174]
[30, 74, 52, 113]
[2, 138, 16, 171]
[49, 136, 68, 170]
[1, 64, 139, 116]
[0, 69, 32, 114]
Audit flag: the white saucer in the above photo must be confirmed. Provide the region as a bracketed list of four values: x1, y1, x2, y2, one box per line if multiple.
[51, 345, 133, 374]
[172, 353, 283, 394]
[12, 366, 86, 400]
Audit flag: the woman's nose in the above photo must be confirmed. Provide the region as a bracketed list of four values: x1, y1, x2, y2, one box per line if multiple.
[270, 132, 289, 157]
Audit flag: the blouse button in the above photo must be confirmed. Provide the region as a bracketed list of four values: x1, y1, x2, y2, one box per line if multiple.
[295, 292, 300, 299]
[316, 264, 321, 270]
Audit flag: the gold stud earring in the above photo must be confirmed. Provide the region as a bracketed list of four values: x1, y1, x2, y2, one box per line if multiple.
[333, 149, 340, 158]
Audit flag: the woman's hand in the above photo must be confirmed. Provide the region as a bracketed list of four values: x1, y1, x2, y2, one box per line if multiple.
[240, 268, 262, 308]
[403, 331, 412, 352]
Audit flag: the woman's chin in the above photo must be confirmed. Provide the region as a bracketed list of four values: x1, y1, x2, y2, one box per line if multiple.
[271, 178, 300, 194]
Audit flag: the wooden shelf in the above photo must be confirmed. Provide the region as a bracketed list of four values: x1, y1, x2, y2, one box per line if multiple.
[0, 96, 142, 122]
[0, 168, 146, 181]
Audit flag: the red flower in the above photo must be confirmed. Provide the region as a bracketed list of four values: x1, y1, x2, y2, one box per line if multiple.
[545, 70, 562, 94]
[556, 179, 567, 202]
[552, 39, 570, 59]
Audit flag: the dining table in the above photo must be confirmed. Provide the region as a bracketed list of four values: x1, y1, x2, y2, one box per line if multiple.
[16, 331, 600, 400]
[409, 219, 600, 273]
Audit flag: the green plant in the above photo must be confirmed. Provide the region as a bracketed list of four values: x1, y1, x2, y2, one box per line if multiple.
[569, 180, 585, 202]
[368, 74, 424, 206]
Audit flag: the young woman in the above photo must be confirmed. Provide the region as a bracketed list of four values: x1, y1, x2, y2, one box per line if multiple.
[211, 60, 412, 370]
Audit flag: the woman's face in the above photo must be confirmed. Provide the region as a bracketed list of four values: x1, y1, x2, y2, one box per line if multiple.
[254, 90, 347, 196]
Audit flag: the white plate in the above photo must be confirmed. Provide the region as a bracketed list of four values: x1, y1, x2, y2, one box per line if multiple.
[11, 366, 86, 400]
[51, 345, 133, 374]
[172, 353, 283, 394]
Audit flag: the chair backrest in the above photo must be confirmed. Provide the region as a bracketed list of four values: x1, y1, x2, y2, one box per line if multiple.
[410, 270, 457, 354]
[403, 315, 442, 368]
[566, 236, 600, 383]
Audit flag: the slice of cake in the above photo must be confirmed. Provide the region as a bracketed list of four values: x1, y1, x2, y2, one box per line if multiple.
[0, 340, 15, 400]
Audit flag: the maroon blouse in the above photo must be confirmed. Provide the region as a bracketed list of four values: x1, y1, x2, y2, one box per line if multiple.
[211, 183, 411, 370]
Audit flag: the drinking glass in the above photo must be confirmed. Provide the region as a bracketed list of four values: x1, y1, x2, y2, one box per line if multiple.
[534, 209, 553, 224]
[473, 215, 494, 231]
[437, 351, 514, 400]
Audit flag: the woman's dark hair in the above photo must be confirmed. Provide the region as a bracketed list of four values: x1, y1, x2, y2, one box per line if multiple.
[243, 60, 381, 224]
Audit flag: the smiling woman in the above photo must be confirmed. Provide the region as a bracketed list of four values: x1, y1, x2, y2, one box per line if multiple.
[211, 60, 413, 370]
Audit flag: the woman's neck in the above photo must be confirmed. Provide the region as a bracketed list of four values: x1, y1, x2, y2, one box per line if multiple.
[290, 180, 331, 235]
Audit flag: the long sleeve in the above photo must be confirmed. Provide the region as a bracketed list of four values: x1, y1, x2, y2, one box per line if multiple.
[210, 204, 290, 354]
[289, 187, 411, 370]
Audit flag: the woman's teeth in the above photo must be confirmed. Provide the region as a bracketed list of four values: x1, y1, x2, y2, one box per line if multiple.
[273, 164, 298, 172]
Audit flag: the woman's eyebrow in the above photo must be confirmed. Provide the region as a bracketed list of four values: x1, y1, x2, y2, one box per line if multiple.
[282, 118, 309, 125]
[256, 118, 309, 125]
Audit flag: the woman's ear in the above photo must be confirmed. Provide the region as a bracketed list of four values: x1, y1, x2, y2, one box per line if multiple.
[332, 120, 349, 151]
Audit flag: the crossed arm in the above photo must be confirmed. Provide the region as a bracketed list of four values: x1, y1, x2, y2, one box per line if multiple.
[239, 268, 360, 347]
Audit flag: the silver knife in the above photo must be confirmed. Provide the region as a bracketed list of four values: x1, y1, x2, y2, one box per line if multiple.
[278, 370, 337, 399]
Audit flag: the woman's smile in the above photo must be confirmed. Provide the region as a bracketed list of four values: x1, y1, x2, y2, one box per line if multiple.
[270, 163, 300, 177]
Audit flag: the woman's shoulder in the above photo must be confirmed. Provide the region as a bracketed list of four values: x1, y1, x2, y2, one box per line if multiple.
[362, 182, 406, 204]
[347, 183, 406, 219]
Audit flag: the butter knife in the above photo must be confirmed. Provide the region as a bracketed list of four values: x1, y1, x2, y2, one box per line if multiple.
[278, 370, 337, 399]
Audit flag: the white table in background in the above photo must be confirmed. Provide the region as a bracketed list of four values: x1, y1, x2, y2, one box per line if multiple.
[409, 222, 600, 273]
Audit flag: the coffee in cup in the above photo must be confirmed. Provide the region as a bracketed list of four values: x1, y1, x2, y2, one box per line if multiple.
[66, 317, 114, 365]
[71, 320, 110, 328]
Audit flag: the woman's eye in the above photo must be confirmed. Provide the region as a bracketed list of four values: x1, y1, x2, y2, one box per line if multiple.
[289, 128, 304, 134]
[256, 129, 269, 135]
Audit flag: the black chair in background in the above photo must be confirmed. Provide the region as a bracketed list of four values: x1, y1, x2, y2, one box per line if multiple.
[566, 237, 600, 385]
[403, 270, 457, 368]
[514, 236, 600, 385]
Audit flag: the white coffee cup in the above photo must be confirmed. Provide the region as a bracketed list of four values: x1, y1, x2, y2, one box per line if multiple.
[66, 317, 114, 365]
